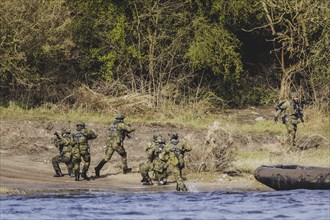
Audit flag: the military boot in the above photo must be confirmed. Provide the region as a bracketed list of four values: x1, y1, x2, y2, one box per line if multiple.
[176, 183, 187, 192]
[95, 159, 107, 177]
[142, 178, 153, 185]
[81, 170, 90, 181]
[75, 171, 80, 181]
[123, 167, 132, 174]
[67, 168, 74, 177]
[54, 169, 64, 177]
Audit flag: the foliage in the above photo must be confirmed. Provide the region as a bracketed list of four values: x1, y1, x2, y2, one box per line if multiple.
[258, 0, 330, 101]
[0, 0, 328, 110]
[187, 121, 237, 172]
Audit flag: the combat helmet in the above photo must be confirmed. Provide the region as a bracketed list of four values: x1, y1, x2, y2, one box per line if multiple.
[156, 136, 166, 144]
[115, 114, 125, 120]
[61, 128, 71, 137]
[169, 131, 179, 140]
[76, 121, 85, 127]
[61, 128, 71, 134]
[152, 132, 161, 142]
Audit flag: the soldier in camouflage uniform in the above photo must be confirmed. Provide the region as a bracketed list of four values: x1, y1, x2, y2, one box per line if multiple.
[152, 136, 169, 185]
[139, 134, 163, 185]
[274, 92, 304, 150]
[72, 122, 97, 181]
[165, 132, 191, 191]
[94, 114, 135, 177]
[52, 128, 74, 177]
[167, 131, 192, 180]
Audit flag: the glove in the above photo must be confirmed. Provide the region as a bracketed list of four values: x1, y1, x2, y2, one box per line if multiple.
[274, 116, 278, 122]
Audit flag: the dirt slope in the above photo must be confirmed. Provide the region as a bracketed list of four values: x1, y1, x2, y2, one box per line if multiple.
[0, 118, 270, 194]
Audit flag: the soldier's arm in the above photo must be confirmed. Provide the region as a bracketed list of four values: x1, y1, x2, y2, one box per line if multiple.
[274, 100, 289, 121]
[182, 143, 192, 152]
[84, 129, 97, 140]
[122, 123, 135, 134]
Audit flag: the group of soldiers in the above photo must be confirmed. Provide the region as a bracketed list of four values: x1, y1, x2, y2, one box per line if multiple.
[52, 114, 191, 191]
[52, 91, 304, 191]
[139, 131, 191, 191]
[52, 114, 134, 182]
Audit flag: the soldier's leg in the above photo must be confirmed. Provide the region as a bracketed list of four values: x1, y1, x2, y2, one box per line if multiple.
[81, 153, 91, 180]
[95, 147, 115, 177]
[52, 155, 64, 177]
[72, 152, 81, 181]
[117, 146, 131, 174]
[139, 162, 153, 185]
[63, 152, 73, 176]
[285, 121, 296, 150]
[172, 166, 187, 191]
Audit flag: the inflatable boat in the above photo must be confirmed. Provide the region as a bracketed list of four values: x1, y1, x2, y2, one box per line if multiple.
[254, 165, 330, 190]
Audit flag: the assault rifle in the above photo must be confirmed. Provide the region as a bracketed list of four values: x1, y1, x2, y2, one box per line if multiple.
[293, 101, 305, 125]
[125, 133, 132, 139]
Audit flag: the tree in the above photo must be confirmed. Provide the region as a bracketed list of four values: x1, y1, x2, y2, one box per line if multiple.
[0, 0, 74, 105]
[259, 0, 329, 100]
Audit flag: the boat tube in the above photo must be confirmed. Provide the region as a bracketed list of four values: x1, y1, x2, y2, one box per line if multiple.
[254, 165, 330, 190]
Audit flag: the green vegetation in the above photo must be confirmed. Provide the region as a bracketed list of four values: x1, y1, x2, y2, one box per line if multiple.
[1, 0, 329, 109]
[0, 0, 329, 175]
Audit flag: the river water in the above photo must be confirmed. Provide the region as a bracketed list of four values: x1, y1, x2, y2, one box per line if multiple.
[1, 189, 329, 220]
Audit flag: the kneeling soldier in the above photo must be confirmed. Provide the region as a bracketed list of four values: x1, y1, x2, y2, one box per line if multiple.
[52, 128, 74, 177]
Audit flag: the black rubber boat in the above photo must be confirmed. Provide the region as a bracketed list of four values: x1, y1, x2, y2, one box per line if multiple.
[254, 165, 330, 190]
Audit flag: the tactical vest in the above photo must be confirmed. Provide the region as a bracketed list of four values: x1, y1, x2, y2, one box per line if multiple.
[108, 121, 125, 140]
[74, 131, 87, 145]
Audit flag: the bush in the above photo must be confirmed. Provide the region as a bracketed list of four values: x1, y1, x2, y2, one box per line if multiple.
[186, 121, 237, 172]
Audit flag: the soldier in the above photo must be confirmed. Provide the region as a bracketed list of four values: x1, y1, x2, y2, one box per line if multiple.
[152, 136, 169, 185]
[52, 128, 74, 177]
[274, 92, 304, 150]
[165, 132, 191, 191]
[167, 131, 192, 180]
[94, 114, 135, 177]
[72, 122, 97, 181]
[139, 133, 163, 185]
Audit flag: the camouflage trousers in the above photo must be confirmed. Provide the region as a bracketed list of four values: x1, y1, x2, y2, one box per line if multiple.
[153, 159, 169, 184]
[284, 118, 299, 148]
[169, 165, 187, 191]
[139, 161, 153, 182]
[104, 141, 128, 170]
[52, 152, 73, 175]
[72, 146, 91, 174]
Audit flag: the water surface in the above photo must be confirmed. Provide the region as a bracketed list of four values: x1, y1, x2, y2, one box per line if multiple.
[1, 189, 329, 220]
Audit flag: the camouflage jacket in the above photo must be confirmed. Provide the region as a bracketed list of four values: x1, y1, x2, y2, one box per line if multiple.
[166, 139, 191, 167]
[73, 128, 97, 151]
[108, 120, 135, 143]
[54, 134, 74, 154]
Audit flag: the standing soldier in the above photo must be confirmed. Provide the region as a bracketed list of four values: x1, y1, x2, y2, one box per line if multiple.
[94, 114, 135, 177]
[167, 131, 192, 180]
[72, 122, 97, 181]
[165, 132, 191, 191]
[52, 128, 74, 177]
[274, 92, 304, 150]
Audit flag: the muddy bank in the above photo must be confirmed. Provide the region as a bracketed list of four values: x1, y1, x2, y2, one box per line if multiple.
[0, 118, 271, 195]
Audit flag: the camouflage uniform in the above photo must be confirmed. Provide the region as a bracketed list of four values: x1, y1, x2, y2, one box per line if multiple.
[94, 114, 135, 177]
[139, 134, 163, 185]
[72, 122, 97, 181]
[168, 132, 192, 179]
[152, 137, 169, 185]
[165, 132, 191, 191]
[52, 129, 74, 177]
[275, 93, 303, 149]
